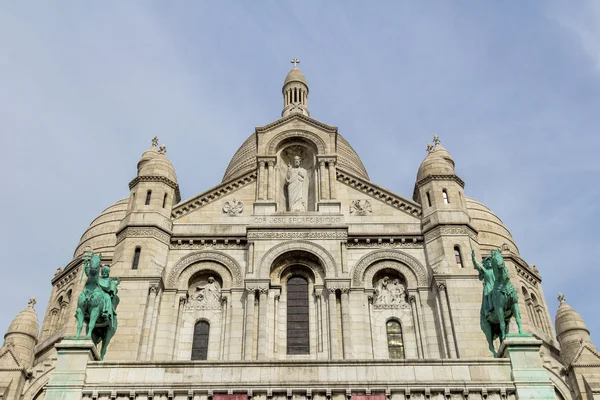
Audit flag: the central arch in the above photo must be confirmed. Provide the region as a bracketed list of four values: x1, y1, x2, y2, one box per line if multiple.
[259, 240, 337, 278]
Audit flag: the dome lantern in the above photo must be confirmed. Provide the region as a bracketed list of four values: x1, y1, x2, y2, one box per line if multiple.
[282, 58, 310, 117]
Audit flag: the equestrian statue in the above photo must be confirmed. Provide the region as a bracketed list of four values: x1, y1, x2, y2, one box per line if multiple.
[75, 249, 120, 359]
[472, 248, 524, 357]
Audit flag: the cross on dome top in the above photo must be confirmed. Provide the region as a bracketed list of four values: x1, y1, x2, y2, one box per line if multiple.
[291, 58, 300, 68]
[28, 297, 36, 308]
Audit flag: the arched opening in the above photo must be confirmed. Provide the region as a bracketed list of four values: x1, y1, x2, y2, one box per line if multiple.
[426, 191, 432, 207]
[191, 320, 210, 360]
[442, 189, 449, 204]
[132, 247, 141, 270]
[454, 246, 463, 268]
[287, 276, 310, 355]
[145, 190, 152, 205]
[386, 319, 405, 359]
[162, 193, 168, 208]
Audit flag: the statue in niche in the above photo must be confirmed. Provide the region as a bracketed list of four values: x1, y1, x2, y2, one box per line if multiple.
[285, 155, 308, 211]
[188, 277, 221, 309]
[373, 276, 409, 308]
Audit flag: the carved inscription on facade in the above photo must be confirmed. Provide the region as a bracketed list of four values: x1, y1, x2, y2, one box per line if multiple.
[251, 216, 343, 225]
[248, 230, 347, 240]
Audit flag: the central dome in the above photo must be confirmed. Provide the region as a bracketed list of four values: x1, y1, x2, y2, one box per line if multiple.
[222, 132, 369, 182]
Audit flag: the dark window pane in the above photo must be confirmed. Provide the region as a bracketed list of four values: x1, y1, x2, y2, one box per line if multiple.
[145, 190, 152, 205]
[132, 248, 141, 270]
[386, 320, 405, 359]
[191, 321, 210, 360]
[287, 276, 309, 355]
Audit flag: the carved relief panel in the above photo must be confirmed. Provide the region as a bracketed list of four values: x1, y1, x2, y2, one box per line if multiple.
[186, 272, 223, 310]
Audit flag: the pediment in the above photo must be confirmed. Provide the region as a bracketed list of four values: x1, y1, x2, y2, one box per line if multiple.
[572, 342, 600, 366]
[256, 113, 338, 135]
[337, 168, 422, 220]
[0, 347, 22, 369]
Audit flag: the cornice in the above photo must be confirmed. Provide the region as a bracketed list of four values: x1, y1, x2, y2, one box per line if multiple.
[336, 168, 422, 218]
[171, 171, 257, 220]
[413, 174, 465, 201]
[129, 176, 181, 203]
[255, 113, 338, 134]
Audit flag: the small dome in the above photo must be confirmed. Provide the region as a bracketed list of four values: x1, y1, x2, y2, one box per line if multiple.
[138, 153, 178, 183]
[283, 67, 308, 88]
[73, 199, 128, 258]
[555, 293, 590, 340]
[416, 142, 456, 182]
[5, 298, 38, 341]
[465, 197, 520, 256]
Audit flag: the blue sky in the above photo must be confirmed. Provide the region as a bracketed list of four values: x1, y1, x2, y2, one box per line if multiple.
[1, 2, 599, 346]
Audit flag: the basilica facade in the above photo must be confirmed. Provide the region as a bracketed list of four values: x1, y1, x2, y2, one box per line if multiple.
[2, 65, 600, 400]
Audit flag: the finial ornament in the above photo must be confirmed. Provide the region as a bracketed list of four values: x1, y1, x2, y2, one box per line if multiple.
[158, 144, 167, 154]
[426, 143, 433, 153]
[558, 292, 566, 303]
[28, 297, 36, 308]
[291, 58, 300, 68]
[433, 135, 440, 146]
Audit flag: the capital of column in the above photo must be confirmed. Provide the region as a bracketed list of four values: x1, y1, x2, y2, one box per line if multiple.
[409, 295, 417, 303]
[257, 156, 277, 164]
[437, 283, 447, 292]
[149, 284, 160, 295]
[179, 296, 187, 306]
[316, 155, 337, 165]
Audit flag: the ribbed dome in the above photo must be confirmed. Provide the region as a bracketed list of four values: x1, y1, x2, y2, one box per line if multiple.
[5, 298, 38, 341]
[221, 133, 370, 182]
[465, 197, 520, 255]
[283, 67, 308, 87]
[417, 143, 456, 182]
[555, 295, 589, 339]
[138, 153, 177, 183]
[73, 199, 128, 258]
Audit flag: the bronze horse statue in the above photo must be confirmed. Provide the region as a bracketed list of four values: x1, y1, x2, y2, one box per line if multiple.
[75, 250, 120, 359]
[473, 248, 524, 357]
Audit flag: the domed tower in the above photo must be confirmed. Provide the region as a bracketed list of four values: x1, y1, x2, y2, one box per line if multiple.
[2, 297, 39, 369]
[109, 137, 180, 361]
[282, 58, 309, 117]
[414, 136, 471, 271]
[555, 293, 600, 399]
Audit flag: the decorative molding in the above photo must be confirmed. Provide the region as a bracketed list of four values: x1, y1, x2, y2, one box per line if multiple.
[168, 251, 243, 288]
[149, 284, 160, 295]
[171, 171, 257, 219]
[55, 267, 79, 290]
[423, 225, 478, 243]
[352, 250, 428, 288]
[515, 266, 538, 287]
[349, 199, 372, 216]
[129, 176, 181, 203]
[259, 240, 338, 278]
[117, 227, 171, 245]
[437, 283, 447, 292]
[416, 174, 465, 189]
[266, 129, 327, 154]
[170, 239, 247, 250]
[248, 230, 347, 240]
[347, 237, 422, 249]
[222, 199, 244, 216]
[337, 169, 422, 218]
[256, 113, 337, 134]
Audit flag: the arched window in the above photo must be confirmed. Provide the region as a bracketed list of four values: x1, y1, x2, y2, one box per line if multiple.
[442, 189, 449, 204]
[191, 321, 210, 360]
[386, 319, 405, 359]
[132, 247, 141, 270]
[162, 193, 168, 208]
[287, 276, 309, 355]
[426, 191, 432, 207]
[145, 190, 152, 205]
[454, 246, 463, 268]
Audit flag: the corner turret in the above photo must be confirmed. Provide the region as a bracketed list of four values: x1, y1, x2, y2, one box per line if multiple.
[2, 297, 39, 369]
[555, 293, 597, 366]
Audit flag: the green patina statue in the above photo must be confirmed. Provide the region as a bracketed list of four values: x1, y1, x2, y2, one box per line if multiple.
[472, 248, 524, 357]
[75, 250, 120, 359]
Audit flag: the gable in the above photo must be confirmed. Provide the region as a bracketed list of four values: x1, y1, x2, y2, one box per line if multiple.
[0, 347, 21, 369]
[572, 343, 600, 366]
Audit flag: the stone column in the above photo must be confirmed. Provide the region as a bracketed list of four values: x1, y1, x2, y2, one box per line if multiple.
[139, 284, 159, 360]
[244, 289, 256, 360]
[146, 286, 161, 360]
[247, 242, 255, 274]
[257, 288, 268, 359]
[327, 288, 339, 359]
[340, 288, 352, 359]
[227, 289, 245, 360]
[257, 160, 266, 200]
[267, 160, 275, 200]
[415, 291, 429, 358]
[45, 338, 100, 400]
[409, 295, 423, 359]
[498, 335, 556, 399]
[315, 291, 323, 353]
[328, 160, 337, 199]
[437, 283, 457, 358]
[319, 160, 329, 200]
[172, 296, 186, 360]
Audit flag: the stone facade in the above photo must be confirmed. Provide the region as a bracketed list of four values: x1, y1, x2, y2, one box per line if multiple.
[1, 64, 597, 400]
